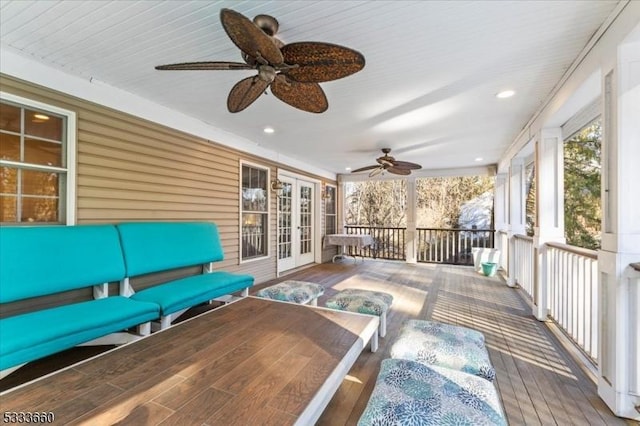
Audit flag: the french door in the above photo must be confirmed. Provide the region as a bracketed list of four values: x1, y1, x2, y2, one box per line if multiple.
[277, 176, 315, 272]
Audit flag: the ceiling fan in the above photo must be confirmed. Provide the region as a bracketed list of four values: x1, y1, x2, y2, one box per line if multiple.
[351, 148, 422, 177]
[155, 8, 365, 113]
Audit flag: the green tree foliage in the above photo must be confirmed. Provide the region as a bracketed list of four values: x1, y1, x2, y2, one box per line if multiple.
[525, 163, 535, 236]
[564, 121, 601, 249]
[345, 180, 407, 226]
[345, 175, 494, 228]
[416, 176, 494, 228]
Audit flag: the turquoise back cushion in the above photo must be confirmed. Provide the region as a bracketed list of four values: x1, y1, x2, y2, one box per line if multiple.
[116, 222, 224, 277]
[0, 225, 126, 303]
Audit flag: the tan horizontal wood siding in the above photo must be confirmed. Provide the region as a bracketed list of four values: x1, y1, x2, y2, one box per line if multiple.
[0, 75, 335, 302]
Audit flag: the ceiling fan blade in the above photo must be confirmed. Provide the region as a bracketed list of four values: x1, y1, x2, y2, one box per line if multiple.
[369, 167, 384, 177]
[351, 165, 381, 173]
[220, 8, 283, 65]
[227, 75, 269, 113]
[388, 167, 412, 176]
[281, 42, 365, 83]
[155, 61, 253, 71]
[271, 74, 328, 113]
[392, 160, 422, 170]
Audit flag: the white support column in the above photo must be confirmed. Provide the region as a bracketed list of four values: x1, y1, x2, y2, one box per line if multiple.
[337, 174, 345, 232]
[533, 128, 566, 321]
[598, 28, 640, 420]
[405, 176, 417, 264]
[494, 172, 509, 272]
[507, 159, 526, 287]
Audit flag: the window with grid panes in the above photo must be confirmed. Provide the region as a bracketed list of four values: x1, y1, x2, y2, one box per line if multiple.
[241, 163, 269, 260]
[324, 185, 337, 235]
[0, 98, 72, 224]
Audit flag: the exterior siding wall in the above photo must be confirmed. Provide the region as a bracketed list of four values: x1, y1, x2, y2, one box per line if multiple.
[0, 74, 335, 314]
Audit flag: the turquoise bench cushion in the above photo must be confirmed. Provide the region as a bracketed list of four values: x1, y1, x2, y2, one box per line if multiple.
[0, 297, 159, 370]
[0, 225, 126, 303]
[130, 272, 254, 315]
[358, 359, 506, 426]
[390, 320, 495, 381]
[116, 222, 225, 277]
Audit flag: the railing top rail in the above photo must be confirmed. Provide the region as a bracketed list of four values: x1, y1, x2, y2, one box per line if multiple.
[417, 228, 495, 232]
[344, 226, 406, 230]
[345, 225, 495, 232]
[514, 234, 534, 241]
[546, 241, 598, 259]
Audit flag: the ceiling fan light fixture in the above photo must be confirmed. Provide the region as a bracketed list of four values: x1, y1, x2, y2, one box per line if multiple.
[496, 90, 515, 99]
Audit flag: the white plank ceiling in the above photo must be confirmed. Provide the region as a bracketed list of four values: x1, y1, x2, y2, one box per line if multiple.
[0, 0, 622, 175]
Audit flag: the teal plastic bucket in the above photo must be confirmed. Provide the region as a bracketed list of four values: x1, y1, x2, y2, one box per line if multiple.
[481, 262, 497, 277]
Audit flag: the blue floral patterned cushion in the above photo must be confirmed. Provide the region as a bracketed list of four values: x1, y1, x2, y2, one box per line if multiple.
[358, 359, 506, 426]
[325, 288, 393, 316]
[390, 320, 495, 381]
[255, 280, 324, 304]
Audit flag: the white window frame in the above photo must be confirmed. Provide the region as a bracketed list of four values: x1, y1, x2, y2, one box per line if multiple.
[0, 92, 76, 225]
[324, 184, 337, 236]
[239, 160, 271, 263]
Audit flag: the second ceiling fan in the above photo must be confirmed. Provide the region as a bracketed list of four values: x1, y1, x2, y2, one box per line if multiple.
[155, 8, 365, 113]
[351, 148, 422, 177]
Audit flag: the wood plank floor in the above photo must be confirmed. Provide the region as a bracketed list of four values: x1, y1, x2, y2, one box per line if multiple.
[262, 260, 632, 426]
[2, 260, 636, 425]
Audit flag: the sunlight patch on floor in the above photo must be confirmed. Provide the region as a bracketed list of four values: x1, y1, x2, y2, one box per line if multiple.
[490, 345, 578, 380]
[333, 274, 428, 316]
[344, 374, 362, 384]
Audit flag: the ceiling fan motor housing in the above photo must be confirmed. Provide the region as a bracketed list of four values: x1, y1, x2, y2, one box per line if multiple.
[253, 14, 279, 36]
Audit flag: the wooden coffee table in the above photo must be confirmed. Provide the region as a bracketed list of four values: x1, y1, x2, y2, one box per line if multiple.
[0, 297, 379, 425]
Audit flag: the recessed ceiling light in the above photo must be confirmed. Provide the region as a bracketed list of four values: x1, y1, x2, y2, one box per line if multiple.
[263, 126, 275, 134]
[496, 90, 515, 99]
[33, 114, 50, 120]
[345, 167, 351, 171]
[475, 157, 483, 162]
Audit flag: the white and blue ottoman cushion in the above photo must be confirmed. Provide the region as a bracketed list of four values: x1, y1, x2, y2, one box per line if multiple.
[325, 288, 393, 316]
[325, 288, 393, 338]
[358, 358, 506, 426]
[255, 280, 324, 305]
[390, 320, 496, 381]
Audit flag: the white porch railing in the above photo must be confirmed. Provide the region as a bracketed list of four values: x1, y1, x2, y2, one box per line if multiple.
[546, 242, 598, 363]
[514, 234, 535, 299]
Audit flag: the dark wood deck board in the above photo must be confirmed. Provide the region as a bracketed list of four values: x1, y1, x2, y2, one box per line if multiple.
[1, 261, 632, 425]
[266, 261, 627, 426]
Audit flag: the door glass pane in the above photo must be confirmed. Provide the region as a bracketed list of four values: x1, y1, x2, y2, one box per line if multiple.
[278, 182, 293, 260]
[299, 185, 312, 255]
